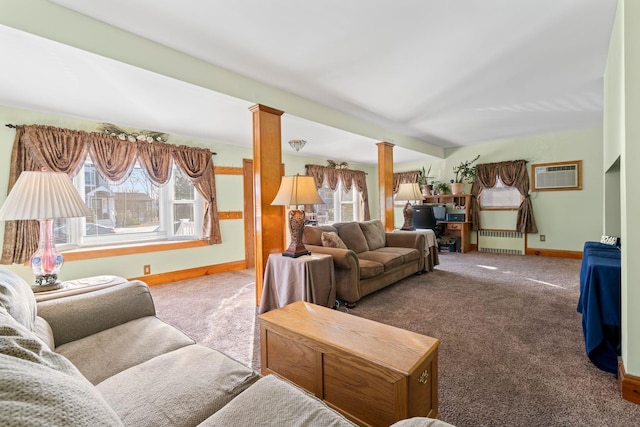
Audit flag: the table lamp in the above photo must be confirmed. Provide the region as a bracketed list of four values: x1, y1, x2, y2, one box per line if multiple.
[271, 174, 324, 258]
[395, 182, 423, 231]
[0, 169, 93, 292]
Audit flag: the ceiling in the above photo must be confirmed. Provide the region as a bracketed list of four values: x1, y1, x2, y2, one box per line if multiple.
[0, 0, 618, 165]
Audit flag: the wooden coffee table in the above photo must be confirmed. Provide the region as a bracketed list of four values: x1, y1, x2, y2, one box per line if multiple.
[259, 301, 440, 427]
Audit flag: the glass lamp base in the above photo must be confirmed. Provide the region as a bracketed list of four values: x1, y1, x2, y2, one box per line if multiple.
[32, 278, 64, 293]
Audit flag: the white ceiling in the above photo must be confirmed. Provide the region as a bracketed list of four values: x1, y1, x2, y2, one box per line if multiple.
[0, 0, 619, 165]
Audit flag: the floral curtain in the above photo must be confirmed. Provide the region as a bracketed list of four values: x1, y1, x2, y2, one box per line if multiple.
[305, 164, 371, 221]
[1, 124, 221, 265]
[470, 160, 537, 233]
[392, 170, 421, 194]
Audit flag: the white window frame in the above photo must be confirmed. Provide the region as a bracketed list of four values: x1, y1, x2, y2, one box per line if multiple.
[57, 162, 204, 249]
[316, 180, 362, 225]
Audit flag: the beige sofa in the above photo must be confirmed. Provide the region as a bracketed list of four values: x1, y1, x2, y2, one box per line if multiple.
[0, 267, 453, 427]
[303, 220, 425, 306]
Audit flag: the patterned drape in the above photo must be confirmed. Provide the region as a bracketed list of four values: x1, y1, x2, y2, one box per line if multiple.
[305, 164, 371, 221]
[2, 124, 221, 265]
[392, 170, 421, 194]
[470, 160, 537, 233]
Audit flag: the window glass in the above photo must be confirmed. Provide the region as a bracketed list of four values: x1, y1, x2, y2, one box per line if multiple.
[55, 160, 203, 248]
[479, 177, 523, 209]
[315, 181, 361, 225]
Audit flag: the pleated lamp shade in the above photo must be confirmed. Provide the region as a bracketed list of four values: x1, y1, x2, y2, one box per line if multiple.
[395, 182, 423, 202]
[271, 175, 324, 207]
[0, 170, 92, 220]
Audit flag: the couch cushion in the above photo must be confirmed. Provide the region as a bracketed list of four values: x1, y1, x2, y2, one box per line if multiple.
[0, 308, 123, 427]
[377, 246, 421, 264]
[334, 222, 370, 253]
[321, 231, 348, 249]
[56, 316, 195, 384]
[303, 225, 338, 246]
[97, 344, 258, 427]
[358, 250, 405, 271]
[200, 374, 356, 426]
[0, 267, 36, 332]
[359, 220, 386, 251]
[358, 259, 385, 279]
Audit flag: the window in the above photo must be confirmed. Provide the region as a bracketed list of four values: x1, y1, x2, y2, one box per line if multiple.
[55, 160, 203, 248]
[478, 177, 523, 210]
[314, 181, 362, 225]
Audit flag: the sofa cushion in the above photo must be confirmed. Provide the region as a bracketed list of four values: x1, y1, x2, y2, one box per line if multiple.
[34, 315, 55, 350]
[303, 225, 338, 246]
[359, 220, 386, 251]
[56, 316, 195, 384]
[200, 374, 356, 426]
[0, 308, 123, 427]
[97, 344, 258, 427]
[377, 246, 421, 264]
[358, 259, 385, 279]
[0, 267, 36, 332]
[334, 222, 370, 253]
[358, 251, 405, 271]
[322, 231, 348, 249]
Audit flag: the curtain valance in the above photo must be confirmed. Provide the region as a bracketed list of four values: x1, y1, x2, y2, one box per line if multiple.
[2, 124, 221, 265]
[392, 170, 421, 194]
[305, 164, 371, 221]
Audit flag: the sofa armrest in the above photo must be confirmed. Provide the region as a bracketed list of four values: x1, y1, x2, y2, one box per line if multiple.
[37, 280, 156, 347]
[385, 231, 426, 252]
[305, 244, 361, 303]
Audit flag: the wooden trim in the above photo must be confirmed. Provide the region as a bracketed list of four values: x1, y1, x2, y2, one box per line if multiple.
[129, 260, 248, 286]
[214, 166, 243, 175]
[61, 239, 208, 262]
[619, 360, 640, 405]
[377, 142, 395, 231]
[218, 211, 243, 220]
[525, 248, 583, 259]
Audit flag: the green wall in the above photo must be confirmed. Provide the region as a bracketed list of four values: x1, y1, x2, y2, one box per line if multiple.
[395, 128, 604, 251]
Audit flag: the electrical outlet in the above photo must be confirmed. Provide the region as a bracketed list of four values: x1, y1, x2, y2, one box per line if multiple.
[540, 234, 546, 242]
[144, 264, 151, 275]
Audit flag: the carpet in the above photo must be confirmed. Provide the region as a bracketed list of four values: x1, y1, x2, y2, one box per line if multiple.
[149, 252, 640, 427]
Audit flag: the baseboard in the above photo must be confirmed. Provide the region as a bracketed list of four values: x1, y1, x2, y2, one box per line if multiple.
[128, 260, 248, 286]
[619, 360, 640, 405]
[525, 248, 583, 259]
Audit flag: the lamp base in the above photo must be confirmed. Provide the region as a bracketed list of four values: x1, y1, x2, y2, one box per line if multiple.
[282, 245, 311, 258]
[401, 201, 415, 231]
[282, 209, 310, 258]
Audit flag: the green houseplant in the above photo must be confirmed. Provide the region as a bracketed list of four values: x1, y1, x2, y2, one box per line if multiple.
[434, 181, 451, 195]
[418, 165, 434, 196]
[452, 155, 480, 194]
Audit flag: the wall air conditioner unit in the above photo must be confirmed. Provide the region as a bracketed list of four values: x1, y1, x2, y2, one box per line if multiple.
[532, 160, 582, 191]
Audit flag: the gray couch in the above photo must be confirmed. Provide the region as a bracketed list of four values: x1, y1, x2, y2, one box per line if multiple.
[303, 220, 425, 306]
[0, 267, 453, 427]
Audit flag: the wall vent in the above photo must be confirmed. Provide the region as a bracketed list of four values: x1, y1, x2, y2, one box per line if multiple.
[532, 161, 582, 191]
[478, 230, 525, 255]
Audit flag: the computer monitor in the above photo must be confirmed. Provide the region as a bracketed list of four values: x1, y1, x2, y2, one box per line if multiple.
[432, 205, 446, 221]
[411, 205, 436, 230]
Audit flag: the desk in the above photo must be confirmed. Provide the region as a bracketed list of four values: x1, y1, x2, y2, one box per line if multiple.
[437, 221, 471, 253]
[258, 253, 335, 314]
[577, 242, 621, 374]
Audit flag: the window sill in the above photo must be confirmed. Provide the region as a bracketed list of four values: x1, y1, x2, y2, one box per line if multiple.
[60, 239, 209, 262]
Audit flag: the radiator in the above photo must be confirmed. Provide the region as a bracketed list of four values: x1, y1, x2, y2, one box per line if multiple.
[478, 230, 525, 255]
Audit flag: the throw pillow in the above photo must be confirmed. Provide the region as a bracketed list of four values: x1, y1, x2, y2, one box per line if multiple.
[321, 232, 348, 249]
[0, 267, 37, 332]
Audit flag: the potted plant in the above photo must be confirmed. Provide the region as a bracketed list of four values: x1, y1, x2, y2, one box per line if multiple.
[434, 181, 451, 195]
[418, 165, 434, 197]
[452, 155, 480, 194]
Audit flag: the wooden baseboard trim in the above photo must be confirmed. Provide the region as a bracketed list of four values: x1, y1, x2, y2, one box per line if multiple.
[525, 248, 583, 259]
[619, 360, 640, 405]
[128, 260, 248, 286]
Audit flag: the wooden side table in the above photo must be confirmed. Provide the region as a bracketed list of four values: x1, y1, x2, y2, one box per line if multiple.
[258, 253, 335, 314]
[35, 275, 128, 302]
[259, 301, 440, 426]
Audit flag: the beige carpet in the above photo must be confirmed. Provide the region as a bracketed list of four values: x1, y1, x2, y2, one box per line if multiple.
[149, 252, 640, 427]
